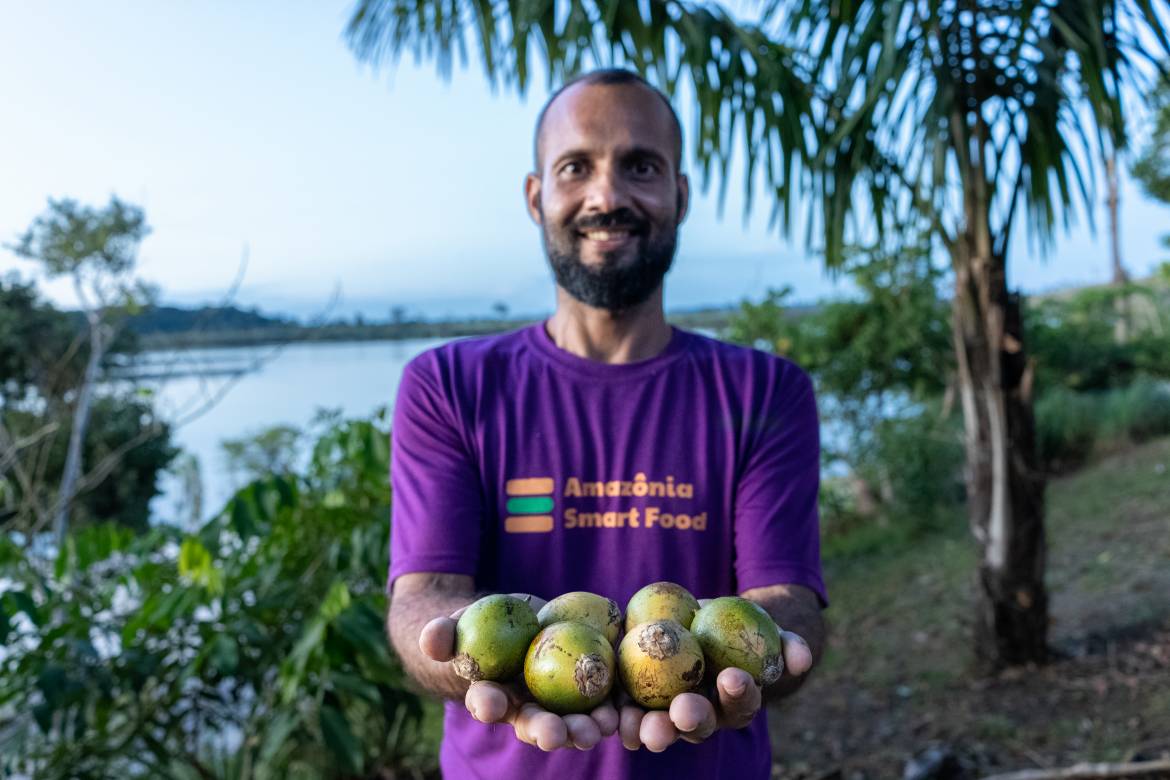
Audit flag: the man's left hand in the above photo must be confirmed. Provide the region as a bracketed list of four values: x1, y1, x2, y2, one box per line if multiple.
[618, 629, 814, 752]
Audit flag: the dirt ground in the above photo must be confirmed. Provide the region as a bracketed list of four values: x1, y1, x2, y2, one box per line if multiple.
[768, 438, 1170, 779]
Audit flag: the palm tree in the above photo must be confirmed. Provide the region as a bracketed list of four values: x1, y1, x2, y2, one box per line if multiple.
[345, 0, 1170, 668]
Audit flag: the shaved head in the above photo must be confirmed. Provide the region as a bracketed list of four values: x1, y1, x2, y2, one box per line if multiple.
[533, 69, 683, 173]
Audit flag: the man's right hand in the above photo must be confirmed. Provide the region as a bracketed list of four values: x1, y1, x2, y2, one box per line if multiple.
[418, 603, 620, 751]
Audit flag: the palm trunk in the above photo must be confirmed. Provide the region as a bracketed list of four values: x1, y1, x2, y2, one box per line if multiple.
[950, 111, 1048, 669]
[951, 217, 1048, 670]
[1106, 152, 1128, 286]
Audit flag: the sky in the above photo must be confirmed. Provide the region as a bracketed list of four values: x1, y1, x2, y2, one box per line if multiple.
[1, 2, 1167, 321]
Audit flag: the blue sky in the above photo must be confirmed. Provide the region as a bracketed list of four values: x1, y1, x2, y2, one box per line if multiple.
[1, 2, 1167, 320]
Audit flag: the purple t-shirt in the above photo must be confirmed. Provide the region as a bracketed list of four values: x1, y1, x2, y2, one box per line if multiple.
[389, 322, 825, 780]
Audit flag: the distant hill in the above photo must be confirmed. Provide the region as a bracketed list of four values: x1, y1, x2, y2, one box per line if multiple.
[116, 302, 746, 350]
[125, 305, 296, 335]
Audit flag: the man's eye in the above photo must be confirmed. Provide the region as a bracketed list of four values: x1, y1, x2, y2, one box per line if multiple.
[631, 160, 658, 176]
[561, 161, 585, 176]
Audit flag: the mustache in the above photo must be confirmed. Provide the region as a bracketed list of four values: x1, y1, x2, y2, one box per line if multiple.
[573, 209, 647, 233]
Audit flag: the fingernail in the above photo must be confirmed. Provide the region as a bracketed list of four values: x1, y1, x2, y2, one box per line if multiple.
[469, 704, 479, 720]
[726, 682, 746, 697]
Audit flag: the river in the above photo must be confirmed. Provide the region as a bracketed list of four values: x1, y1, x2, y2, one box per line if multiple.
[141, 336, 447, 524]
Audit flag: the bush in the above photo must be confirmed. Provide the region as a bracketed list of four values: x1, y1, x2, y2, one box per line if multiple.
[819, 404, 965, 556]
[0, 413, 437, 779]
[1036, 378, 1170, 473]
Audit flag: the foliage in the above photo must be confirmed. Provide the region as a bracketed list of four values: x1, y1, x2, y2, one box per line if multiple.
[729, 240, 951, 401]
[0, 413, 435, 778]
[728, 245, 961, 532]
[9, 197, 150, 294]
[221, 424, 303, 485]
[1036, 378, 1170, 473]
[1028, 281, 1170, 393]
[346, 0, 817, 221]
[0, 276, 83, 400]
[126, 305, 295, 335]
[1133, 71, 1170, 207]
[1, 394, 178, 534]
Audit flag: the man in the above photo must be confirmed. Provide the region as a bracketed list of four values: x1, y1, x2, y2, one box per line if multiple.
[387, 69, 826, 779]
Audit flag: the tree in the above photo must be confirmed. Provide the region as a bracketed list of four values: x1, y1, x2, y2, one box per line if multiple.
[788, 0, 1169, 668]
[9, 197, 155, 544]
[345, 0, 1169, 668]
[1133, 69, 1170, 250]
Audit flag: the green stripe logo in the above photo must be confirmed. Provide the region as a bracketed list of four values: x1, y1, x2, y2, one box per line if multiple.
[506, 496, 554, 514]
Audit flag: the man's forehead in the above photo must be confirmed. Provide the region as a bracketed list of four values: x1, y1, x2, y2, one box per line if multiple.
[537, 82, 679, 166]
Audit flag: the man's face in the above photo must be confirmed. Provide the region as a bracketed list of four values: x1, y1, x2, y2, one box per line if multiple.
[525, 82, 689, 311]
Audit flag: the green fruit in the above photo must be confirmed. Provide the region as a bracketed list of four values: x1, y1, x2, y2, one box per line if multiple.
[537, 591, 622, 645]
[625, 581, 700, 632]
[453, 595, 540, 682]
[691, 596, 784, 685]
[524, 622, 615, 714]
[617, 619, 705, 709]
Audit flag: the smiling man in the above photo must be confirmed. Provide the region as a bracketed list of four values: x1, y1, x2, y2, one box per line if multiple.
[386, 69, 827, 779]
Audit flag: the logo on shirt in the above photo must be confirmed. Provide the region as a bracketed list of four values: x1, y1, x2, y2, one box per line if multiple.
[503, 477, 556, 533]
[503, 474, 706, 534]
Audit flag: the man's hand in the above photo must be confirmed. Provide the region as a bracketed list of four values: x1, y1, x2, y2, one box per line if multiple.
[419, 598, 620, 751]
[616, 629, 815, 752]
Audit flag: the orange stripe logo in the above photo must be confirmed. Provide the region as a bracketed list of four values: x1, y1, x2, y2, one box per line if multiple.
[505, 477, 555, 496]
[505, 515, 554, 533]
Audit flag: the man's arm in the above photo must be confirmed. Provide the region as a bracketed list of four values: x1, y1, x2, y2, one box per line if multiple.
[387, 572, 478, 701]
[743, 583, 825, 700]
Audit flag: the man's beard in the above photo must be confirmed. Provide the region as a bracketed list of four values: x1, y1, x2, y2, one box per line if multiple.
[541, 206, 677, 312]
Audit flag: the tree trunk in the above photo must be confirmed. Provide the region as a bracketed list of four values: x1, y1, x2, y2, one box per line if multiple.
[1105, 152, 1128, 286]
[951, 239, 1049, 670]
[53, 317, 106, 545]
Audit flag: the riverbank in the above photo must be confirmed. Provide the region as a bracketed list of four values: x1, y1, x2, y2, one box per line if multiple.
[133, 307, 741, 350]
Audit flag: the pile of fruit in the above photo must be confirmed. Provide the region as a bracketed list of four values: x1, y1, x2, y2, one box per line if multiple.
[451, 582, 784, 714]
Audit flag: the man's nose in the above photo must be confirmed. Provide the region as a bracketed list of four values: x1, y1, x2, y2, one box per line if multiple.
[582, 165, 632, 214]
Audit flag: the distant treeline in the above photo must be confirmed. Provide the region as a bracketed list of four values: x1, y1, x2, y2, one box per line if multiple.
[122, 304, 747, 350]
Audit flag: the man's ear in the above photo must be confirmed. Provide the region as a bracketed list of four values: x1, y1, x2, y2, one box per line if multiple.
[675, 173, 690, 226]
[525, 173, 543, 225]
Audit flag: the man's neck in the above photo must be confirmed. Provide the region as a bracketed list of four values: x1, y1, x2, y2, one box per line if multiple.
[545, 287, 672, 364]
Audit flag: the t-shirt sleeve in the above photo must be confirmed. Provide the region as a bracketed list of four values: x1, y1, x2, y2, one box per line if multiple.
[733, 363, 828, 606]
[387, 352, 484, 592]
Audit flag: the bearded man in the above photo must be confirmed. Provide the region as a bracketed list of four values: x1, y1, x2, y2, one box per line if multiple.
[386, 69, 827, 779]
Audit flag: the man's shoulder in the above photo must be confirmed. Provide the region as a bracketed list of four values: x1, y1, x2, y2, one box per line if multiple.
[403, 325, 534, 378]
[680, 329, 813, 391]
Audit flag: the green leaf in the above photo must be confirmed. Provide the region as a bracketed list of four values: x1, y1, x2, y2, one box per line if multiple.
[209, 634, 239, 675]
[257, 709, 300, 766]
[319, 704, 364, 774]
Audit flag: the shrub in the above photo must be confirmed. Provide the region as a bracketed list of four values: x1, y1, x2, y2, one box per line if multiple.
[1036, 378, 1170, 473]
[0, 414, 437, 779]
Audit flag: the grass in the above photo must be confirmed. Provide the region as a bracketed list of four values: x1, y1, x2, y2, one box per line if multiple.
[771, 436, 1170, 778]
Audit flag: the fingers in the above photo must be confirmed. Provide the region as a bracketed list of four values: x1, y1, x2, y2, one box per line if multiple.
[619, 704, 644, 751]
[465, 681, 511, 723]
[419, 616, 458, 661]
[639, 710, 680, 752]
[781, 630, 814, 677]
[668, 692, 717, 743]
[715, 667, 762, 729]
[512, 703, 569, 751]
[564, 714, 602, 750]
[590, 702, 620, 737]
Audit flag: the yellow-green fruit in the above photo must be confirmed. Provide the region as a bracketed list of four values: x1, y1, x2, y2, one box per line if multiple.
[537, 592, 622, 645]
[617, 619, 705, 709]
[524, 622, 615, 714]
[691, 596, 784, 685]
[625, 582, 700, 632]
[453, 595, 540, 682]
